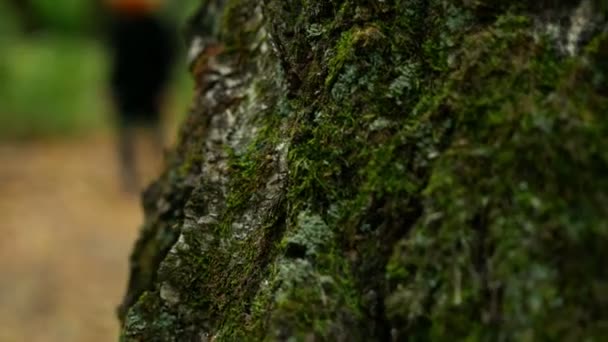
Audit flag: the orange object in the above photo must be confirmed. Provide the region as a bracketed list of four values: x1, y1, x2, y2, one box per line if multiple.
[105, 0, 162, 15]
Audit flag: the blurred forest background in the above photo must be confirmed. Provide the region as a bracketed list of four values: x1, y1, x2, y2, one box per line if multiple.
[0, 1, 198, 341]
[0, 0, 197, 138]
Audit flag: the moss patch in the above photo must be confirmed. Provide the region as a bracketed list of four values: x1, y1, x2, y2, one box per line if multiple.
[121, 0, 608, 340]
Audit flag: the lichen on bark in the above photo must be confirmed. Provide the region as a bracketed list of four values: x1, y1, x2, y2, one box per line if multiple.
[120, 0, 608, 341]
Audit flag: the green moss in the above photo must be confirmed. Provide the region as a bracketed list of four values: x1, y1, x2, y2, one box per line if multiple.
[324, 29, 354, 88]
[385, 17, 608, 342]
[324, 25, 386, 89]
[122, 292, 179, 342]
[121, 0, 608, 340]
[247, 210, 362, 340]
[282, 211, 333, 257]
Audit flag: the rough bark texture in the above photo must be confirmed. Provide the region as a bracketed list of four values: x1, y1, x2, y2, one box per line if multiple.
[119, 1, 608, 340]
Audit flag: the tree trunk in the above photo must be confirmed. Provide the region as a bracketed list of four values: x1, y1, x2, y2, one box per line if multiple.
[119, 1, 608, 340]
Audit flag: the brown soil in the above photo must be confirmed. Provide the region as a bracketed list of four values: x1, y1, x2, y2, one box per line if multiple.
[0, 134, 161, 342]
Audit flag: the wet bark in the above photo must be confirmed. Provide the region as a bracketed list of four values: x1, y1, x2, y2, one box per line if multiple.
[119, 1, 608, 340]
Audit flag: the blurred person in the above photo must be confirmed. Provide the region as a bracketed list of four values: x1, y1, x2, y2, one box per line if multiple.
[104, 0, 176, 192]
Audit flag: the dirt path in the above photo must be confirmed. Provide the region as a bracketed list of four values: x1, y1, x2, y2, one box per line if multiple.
[0, 135, 160, 341]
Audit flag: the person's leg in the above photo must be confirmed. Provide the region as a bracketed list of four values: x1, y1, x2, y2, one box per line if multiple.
[117, 120, 139, 193]
[151, 108, 165, 155]
[143, 99, 165, 156]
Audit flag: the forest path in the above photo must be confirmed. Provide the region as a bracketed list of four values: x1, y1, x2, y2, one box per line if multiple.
[0, 134, 160, 342]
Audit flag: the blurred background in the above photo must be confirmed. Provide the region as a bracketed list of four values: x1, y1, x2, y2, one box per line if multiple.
[0, 0, 198, 340]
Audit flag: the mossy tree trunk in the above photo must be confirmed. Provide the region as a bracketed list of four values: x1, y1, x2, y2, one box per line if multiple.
[119, 0, 608, 340]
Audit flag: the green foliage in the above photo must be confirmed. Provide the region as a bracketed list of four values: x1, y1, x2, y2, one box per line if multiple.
[0, 36, 109, 138]
[32, 0, 97, 32]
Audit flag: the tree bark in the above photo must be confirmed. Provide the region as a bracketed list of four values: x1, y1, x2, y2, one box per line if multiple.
[119, 1, 608, 340]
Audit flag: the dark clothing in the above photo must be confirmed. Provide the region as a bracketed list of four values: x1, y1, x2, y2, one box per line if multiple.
[107, 12, 176, 192]
[108, 13, 175, 124]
